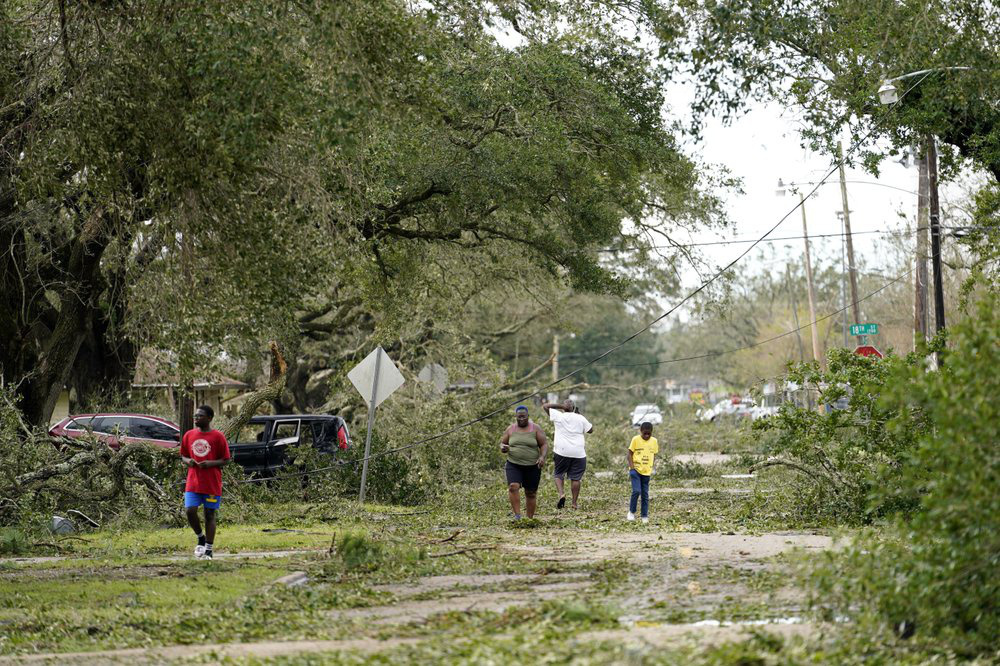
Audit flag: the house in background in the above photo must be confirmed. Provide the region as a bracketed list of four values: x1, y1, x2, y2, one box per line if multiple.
[650, 378, 713, 406]
[132, 351, 251, 421]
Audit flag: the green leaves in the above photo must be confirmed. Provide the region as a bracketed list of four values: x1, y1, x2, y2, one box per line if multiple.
[753, 347, 929, 523]
[811, 294, 1000, 655]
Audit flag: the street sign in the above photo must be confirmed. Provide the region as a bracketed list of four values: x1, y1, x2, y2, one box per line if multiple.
[347, 346, 405, 503]
[417, 363, 448, 394]
[854, 345, 883, 359]
[348, 347, 405, 408]
[849, 323, 879, 336]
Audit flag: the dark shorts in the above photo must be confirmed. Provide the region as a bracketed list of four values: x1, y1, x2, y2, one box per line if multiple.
[553, 454, 587, 481]
[505, 461, 541, 492]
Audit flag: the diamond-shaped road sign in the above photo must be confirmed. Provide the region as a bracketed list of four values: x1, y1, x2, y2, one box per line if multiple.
[348, 346, 405, 408]
[348, 346, 406, 504]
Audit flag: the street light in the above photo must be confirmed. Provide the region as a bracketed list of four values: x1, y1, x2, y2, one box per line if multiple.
[877, 81, 900, 105]
[876, 67, 971, 105]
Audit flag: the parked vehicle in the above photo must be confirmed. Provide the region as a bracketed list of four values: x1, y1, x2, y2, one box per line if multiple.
[749, 405, 780, 420]
[630, 404, 663, 426]
[230, 414, 350, 476]
[48, 413, 181, 449]
[699, 397, 757, 423]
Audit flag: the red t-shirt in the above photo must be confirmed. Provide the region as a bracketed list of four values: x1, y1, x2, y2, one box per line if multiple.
[180, 429, 230, 496]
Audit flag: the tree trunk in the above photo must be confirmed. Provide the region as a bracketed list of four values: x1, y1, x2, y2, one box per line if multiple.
[71, 323, 139, 411]
[70, 260, 140, 408]
[22, 212, 112, 427]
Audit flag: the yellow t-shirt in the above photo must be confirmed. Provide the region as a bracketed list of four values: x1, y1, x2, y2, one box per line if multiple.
[629, 435, 659, 476]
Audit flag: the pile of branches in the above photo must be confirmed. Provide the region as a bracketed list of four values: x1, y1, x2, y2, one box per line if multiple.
[1, 341, 289, 529]
[7, 437, 177, 520]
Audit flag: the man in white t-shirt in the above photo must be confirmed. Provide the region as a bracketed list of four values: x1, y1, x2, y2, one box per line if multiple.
[541, 398, 593, 510]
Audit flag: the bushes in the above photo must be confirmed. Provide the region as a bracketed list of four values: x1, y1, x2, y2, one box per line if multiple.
[812, 296, 1000, 656]
[751, 348, 929, 524]
[323, 432, 426, 506]
[754, 295, 999, 655]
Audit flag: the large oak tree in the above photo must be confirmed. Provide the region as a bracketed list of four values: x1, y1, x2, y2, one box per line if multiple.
[1, 1, 724, 426]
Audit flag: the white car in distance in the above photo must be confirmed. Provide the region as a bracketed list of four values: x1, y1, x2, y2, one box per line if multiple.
[630, 404, 663, 426]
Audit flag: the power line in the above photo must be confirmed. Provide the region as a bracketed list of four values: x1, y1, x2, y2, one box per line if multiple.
[601, 224, 991, 252]
[595, 267, 911, 368]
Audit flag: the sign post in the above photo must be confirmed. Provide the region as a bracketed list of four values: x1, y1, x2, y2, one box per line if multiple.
[417, 363, 448, 394]
[358, 351, 381, 505]
[347, 346, 405, 503]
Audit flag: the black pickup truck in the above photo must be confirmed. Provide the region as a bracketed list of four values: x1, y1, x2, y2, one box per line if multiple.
[230, 414, 350, 476]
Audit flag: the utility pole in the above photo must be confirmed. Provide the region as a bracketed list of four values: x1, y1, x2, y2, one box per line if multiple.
[926, 136, 946, 350]
[838, 212, 848, 348]
[548, 334, 560, 403]
[784, 263, 806, 362]
[552, 334, 559, 382]
[914, 146, 930, 350]
[799, 193, 823, 369]
[836, 141, 862, 344]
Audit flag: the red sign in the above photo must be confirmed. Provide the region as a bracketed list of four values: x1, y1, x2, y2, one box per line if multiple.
[854, 345, 883, 359]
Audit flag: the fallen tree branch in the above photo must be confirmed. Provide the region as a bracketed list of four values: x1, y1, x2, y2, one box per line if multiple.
[14, 451, 96, 488]
[66, 510, 99, 528]
[429, 545, 497, 558]
[750, 458, 836, 487]
[425, 529, 464, 544]
[124, 463, 167, 501]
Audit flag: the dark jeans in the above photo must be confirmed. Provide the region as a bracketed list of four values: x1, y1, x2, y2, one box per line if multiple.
[629, 469, 650, 517]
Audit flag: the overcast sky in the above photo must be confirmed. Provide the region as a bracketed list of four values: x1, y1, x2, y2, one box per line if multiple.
[677, 100, 923, 279]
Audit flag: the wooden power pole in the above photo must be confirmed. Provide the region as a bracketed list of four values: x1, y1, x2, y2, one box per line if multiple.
[914, 146, 930, 349]
[799, 193, 823, 369]
[836, 142, 862, 344]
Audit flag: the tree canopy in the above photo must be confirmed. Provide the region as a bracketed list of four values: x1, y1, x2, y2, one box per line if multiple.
[667, 0, 1000, 180]
[1, 1, 725, 425]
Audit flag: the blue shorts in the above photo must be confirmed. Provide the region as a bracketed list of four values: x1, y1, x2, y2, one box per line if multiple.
[184, 492, 222, 510]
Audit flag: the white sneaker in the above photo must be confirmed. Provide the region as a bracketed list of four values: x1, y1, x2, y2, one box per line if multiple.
[641, 517, 649, 524]
[627, 512, 635, 521]
[194, 544, 206, 559]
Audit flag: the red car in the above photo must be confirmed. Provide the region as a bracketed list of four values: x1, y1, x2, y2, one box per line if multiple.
[48, 413, 181, 450]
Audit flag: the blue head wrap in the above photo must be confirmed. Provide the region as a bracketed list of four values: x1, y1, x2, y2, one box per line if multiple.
[514, 405, 529, 414]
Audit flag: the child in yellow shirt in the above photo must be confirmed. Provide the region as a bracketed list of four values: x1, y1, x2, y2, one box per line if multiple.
[627, 422, 658, 524]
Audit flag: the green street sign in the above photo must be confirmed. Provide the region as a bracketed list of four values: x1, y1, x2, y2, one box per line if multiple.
[850, 323, 879, 336]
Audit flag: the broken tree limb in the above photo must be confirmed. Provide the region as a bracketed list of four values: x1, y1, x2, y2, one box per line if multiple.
[220, 341, 287, 442]
[750, 458, 836, 487]
[7, 440, 170, 508]
[426, 529, 464, 544]
[14, 451, 96, 488]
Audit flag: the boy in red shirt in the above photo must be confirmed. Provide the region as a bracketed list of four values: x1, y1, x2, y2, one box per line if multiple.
[180, 405, 230, 559]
